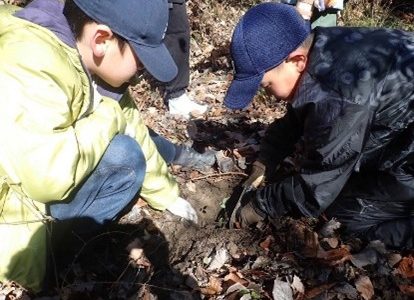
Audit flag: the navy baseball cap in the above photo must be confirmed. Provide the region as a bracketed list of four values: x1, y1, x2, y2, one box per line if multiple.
[224, 3, 311, 109]
[73, 0, 177, 82]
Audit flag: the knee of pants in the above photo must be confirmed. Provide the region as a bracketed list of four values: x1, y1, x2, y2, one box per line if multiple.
[365, 217, 414, 249]
[102, 134, 147, 182]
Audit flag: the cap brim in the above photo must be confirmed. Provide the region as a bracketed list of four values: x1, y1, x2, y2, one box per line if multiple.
[131, 41, 178, 83]
[224, 73, 263, 110]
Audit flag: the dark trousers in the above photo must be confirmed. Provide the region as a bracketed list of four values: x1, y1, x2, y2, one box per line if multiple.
[325, 171, 414, 249]
[163, 1, 190, 101]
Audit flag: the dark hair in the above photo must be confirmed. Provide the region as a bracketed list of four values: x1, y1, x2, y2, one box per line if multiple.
[63, 0, 93, 40]
[63, 0, 127, 51]
[300, 32, 314, 50]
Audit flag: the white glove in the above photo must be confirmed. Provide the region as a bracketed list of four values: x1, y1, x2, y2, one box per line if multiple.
[166, 197, 198, 223]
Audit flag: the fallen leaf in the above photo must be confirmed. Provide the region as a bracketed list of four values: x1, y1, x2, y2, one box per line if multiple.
[387, 253, 402, 267]
[126, 239, 151, 268]
[222, 282, 247, 299]
[200, 276, 223, 295]
[259, 235, 274, 252]
[207, 248, 231, 271]
[318, 218, 341, 237]
[321, 237, 339, 249]
[189, 109, 205, 118]
[286, 220, 320, 258]
[272, 279, 293, 300]
[129, 248, 144, 262]
[355, 276, 374, 300]
[366, 240, 387, 254]
[251, 256, 271, 269]
[395, 255, 414, 278]
[227, 242, 241, 259]
[399, 284, 414, 296]
[291, 275, 305, 295]
[305, 283, 336, 299]
[350, 248, 379, 268]
[334, 282, 358, 299]
[317, 246, 352, 265]
[224, 272, 249, 286]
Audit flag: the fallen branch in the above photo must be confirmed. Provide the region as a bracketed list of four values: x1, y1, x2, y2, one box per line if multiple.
[192, 172, 248, 181]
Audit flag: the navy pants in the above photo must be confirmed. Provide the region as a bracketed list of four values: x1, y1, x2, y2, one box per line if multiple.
[163, 1, 190, 101]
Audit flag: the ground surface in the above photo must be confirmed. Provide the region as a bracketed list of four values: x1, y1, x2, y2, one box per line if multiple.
[1, 0, 414, 299]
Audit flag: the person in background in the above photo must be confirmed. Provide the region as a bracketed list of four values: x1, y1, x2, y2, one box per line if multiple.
[225, 3, 414, 250]
[163, 0, 208, 118]
[0, 0, 211, 293]
[275, 0, 344, 26]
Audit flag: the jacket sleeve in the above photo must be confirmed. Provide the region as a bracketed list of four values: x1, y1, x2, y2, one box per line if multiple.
[255, 96, 372, 218]
[119, 93, 180, 210]
[0, 50, 126, 203]
[258, 104, 302, 168]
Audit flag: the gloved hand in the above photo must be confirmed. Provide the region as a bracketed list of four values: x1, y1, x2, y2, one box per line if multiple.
[243, 160, 266, 190]
[172, 146, 216, 171]
[233, 192, 266, 228]
[166, 197, 198, 223]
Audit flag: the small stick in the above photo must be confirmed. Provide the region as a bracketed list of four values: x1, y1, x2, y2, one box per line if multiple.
[192, 172, 248, 181]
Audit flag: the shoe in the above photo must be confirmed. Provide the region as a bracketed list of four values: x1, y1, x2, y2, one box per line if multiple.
[168, 93, 208, 118]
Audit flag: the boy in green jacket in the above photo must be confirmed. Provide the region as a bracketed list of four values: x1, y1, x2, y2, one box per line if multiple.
[0, 0, 208, 292]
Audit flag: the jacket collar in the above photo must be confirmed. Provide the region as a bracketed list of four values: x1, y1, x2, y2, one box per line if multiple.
[14, 0, 127, 101]
[14, 0, 76, 48]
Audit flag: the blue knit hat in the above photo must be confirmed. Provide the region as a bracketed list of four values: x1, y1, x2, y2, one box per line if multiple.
[224, 3, 311, 109]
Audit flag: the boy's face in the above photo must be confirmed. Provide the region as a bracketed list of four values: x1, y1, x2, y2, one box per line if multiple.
[77, 23, 143, 87]
[95, 39, 143, 87]
[260, 60, 301, 101]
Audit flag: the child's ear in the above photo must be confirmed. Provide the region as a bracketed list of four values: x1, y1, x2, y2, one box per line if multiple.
[91, 24, 113, 57]
[287, 50, 308, 72]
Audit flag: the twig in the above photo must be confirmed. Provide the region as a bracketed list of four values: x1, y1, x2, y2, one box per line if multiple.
[191, 171, 248, 181]
[111, 261, 135, 290]
[63, 280, 194, 293]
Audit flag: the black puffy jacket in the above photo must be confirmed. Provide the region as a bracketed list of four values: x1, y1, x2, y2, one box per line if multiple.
[256, 26, 414, 219]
